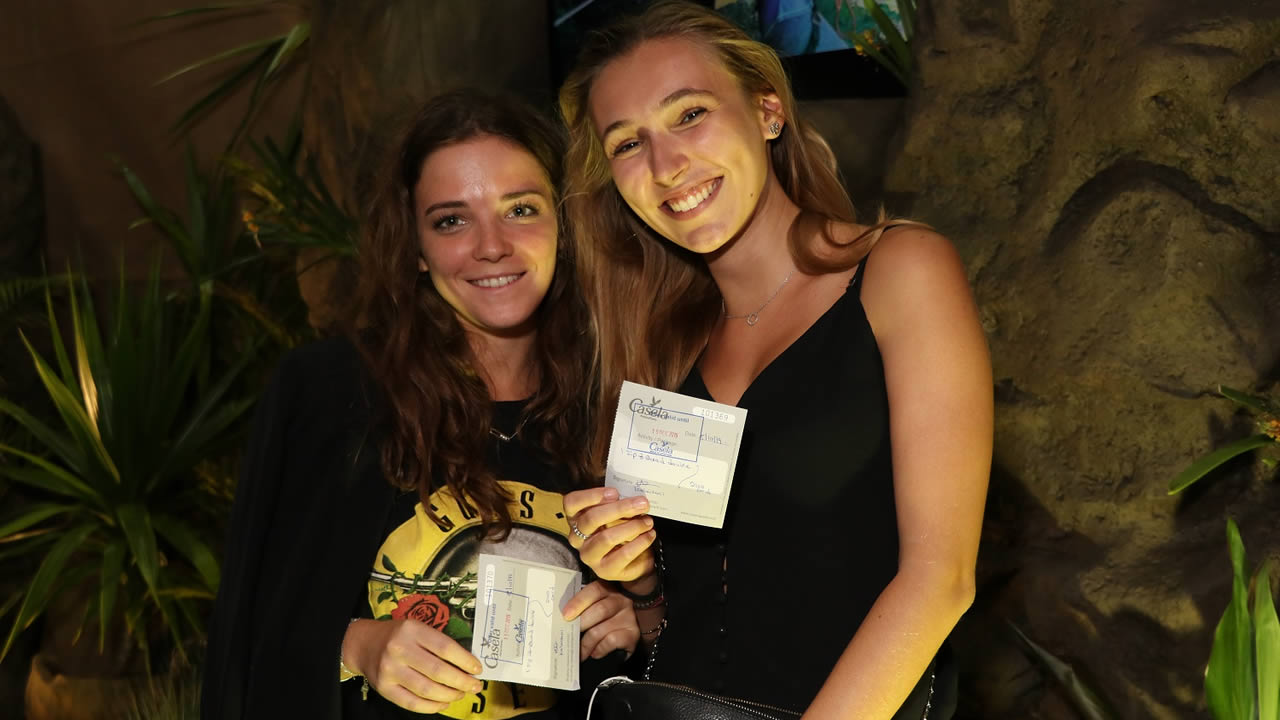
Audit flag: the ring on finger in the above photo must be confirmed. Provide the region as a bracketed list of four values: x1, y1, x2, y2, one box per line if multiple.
[570, 519, 591, 541]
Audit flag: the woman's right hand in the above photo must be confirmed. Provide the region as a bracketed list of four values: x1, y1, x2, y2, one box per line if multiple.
[563, 487, 658, 583]
[342, 618, 483, 713]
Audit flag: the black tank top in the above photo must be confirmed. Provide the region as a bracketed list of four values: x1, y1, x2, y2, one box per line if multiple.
[651, 256, 943, 717]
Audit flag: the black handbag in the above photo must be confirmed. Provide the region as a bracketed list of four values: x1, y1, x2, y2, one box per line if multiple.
[586, 675, 802, 720]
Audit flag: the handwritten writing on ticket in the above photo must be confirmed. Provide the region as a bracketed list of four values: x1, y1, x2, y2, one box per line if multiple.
[472, 554, 581, 691]
[605, 380, 747, 528]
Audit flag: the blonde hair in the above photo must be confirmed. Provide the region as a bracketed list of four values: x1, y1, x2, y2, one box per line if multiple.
[559, 0, 906, 468]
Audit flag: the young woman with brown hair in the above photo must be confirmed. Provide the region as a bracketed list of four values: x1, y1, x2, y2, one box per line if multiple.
[202, 90, 637, 720]
[557, 3, 992, 718]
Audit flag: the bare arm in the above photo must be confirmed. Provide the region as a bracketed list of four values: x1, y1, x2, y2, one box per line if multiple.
[803, 228, 992, 719]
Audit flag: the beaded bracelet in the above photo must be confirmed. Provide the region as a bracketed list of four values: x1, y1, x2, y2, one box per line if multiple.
[340, 619, 371, 701]
[639, 616, 668, 636]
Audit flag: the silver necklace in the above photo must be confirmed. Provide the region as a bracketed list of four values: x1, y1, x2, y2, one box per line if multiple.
[722, 268, 795, 326]
[488, 414, 528, 443]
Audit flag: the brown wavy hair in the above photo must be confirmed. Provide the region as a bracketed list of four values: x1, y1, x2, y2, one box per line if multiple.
[350, 89, 593, 536]
[559, 0, 912, 467]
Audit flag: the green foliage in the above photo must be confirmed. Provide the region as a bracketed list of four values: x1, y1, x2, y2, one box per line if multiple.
[843, 0, 917, 88]
[1169, 386, 1279, 494]
[0, 274, 65, 327]
[226, 127, 358, 258]
[143, 2, 310, 151]
[1206, 518, 1280, 720]
[1008, 622, 1120, 720]
[0, 270, 256, 665]
[120, 151, 307, 350]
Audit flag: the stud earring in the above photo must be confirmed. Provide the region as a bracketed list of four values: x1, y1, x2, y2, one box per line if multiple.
[768, 121, 782, 136]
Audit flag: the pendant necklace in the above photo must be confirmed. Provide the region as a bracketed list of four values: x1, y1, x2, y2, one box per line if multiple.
[722, 268, 796, 326]
[489, 414, 528, 443]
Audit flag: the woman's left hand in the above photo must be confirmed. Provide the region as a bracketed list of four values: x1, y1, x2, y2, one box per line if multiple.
[563, 580, 640, 659]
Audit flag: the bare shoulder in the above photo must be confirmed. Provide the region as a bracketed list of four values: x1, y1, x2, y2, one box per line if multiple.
[858, 225, 977, 336]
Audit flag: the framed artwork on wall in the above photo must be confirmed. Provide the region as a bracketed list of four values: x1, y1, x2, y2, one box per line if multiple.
[549, 0, 908, 99]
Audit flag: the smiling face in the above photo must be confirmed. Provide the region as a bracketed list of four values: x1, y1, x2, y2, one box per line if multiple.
[589, 37, 780, 254]
[414, 135, 558, 341]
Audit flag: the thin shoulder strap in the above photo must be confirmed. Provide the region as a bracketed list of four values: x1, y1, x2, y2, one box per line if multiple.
[848, 252, 871, 295]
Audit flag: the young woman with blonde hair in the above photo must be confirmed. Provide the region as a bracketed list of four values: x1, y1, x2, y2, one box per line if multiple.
[557, 3, 992, 718]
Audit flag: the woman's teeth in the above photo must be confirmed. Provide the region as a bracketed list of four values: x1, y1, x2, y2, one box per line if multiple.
[471, 273, 522, 288]
[667, 179, 717, 213]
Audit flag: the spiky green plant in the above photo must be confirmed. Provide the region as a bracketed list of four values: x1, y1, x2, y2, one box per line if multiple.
[845, 0, 917, 88]
[1206, 518, 1279, 720]
[226, 127, 359, 259]
[1169, 386, 1278, 495]
[120, 150, 306, 350]
[0, 269, 255, 665]
[142, 1, 310, 152]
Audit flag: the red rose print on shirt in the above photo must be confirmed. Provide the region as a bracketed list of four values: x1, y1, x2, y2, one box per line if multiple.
[391, 593, 450, 630]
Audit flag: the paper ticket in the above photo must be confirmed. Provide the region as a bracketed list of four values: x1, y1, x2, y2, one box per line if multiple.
[604, 380, 747, 528]
[472, 554, 581, 691]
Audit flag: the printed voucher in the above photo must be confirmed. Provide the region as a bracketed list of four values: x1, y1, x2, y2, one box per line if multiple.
[605, 380, 747, 528]
[471, 553, 581, 691]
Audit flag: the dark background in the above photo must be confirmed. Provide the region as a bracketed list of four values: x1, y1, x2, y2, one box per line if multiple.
[2, 1, 1279, 719]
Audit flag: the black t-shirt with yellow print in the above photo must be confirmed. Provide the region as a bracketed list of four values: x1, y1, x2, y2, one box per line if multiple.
[342, 401, 581, 720]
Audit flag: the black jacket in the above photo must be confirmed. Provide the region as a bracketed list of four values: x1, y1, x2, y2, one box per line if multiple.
[202, 338, 394, 719]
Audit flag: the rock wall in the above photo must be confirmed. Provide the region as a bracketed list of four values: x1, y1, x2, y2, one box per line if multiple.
[885, 1, 1280, 717]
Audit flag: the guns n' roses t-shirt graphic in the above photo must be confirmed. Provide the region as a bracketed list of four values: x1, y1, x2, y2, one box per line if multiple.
[367, 479, 575, 719]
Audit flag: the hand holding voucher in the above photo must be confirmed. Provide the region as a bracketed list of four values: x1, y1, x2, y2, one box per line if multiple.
[471, 554, 583, 691]
[343, 617, 483, 714]
[605, 381, 747, 529]
[563, 485, 657, 582]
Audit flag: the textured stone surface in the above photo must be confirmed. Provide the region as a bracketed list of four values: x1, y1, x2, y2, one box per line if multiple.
[886, 1, 1280, 717]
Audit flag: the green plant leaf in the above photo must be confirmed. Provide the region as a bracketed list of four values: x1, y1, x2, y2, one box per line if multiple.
[0, 589, 20, 622]
[383, 555, 398, 573]
[863, 0, 912, 82]
[137, 1, 273, 24]
[116, 503, 160, 599]
[0, 398, 85, 475]
[1220, 386, 1276, 415]
[1169, 434, 1273, 494]
[1009, 622, 1120, 720]
[0, 532, 56, 564]
[68, 279, 107, 448]
[99, 539, 126, 653]
[153, 514, 220, 592]
[20, 331, 122, 485]
[168, 43, 275, 136]
[119, 164, 190, 249]
[900, 0, 916, 43]
[265, 22, 309, 78]
[0, 444, 103, 507]
[155, 34, 289, 85]
[1256, 562, 1279, 720]
[183, 149, 208, 274]
[0, 502, 71, 539]
[42, 280, 76, 391]
[1206, 518, 1256, 720]
[0, 522, 96, 662]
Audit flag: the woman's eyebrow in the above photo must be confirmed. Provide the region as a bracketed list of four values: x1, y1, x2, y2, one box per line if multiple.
[501, 189, 547, 201]
[423, 200, 465, 215]
[600, 87, 714, 140]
